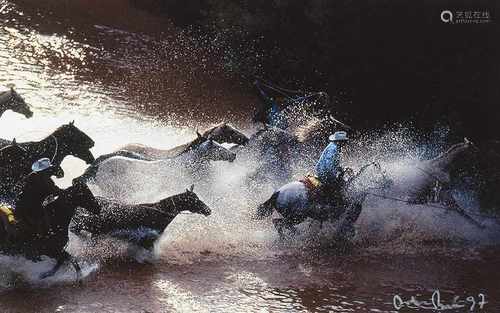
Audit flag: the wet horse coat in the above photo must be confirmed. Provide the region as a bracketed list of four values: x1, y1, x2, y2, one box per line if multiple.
[71, 186, 211, 249]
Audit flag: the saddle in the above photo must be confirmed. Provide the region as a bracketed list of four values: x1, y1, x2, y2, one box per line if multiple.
[0, 204, 20, 242]
[0, 204, 17, 225]
[300, 174, 344, 208]
[300, 174, 322, 192]
[299, 174, 324, 203]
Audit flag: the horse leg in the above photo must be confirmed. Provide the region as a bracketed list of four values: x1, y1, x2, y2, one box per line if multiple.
[285, 222, 298, 237]
[337, 203, 362, 240]
[39, 251, 80, 280]
[70, 257, 83, 283]
[440, 189, 484, 228]
[273, 218, 286, 240]
[273, 218, 299, 240]
[39, 257, 65, 279]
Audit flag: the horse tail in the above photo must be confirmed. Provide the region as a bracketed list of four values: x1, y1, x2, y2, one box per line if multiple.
[255, 192, 279, 219]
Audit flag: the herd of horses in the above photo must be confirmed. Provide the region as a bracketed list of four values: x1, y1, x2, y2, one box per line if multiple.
[0, 88, 482, 280]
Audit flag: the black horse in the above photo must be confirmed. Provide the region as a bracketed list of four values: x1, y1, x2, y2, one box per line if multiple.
[71, 185, 211, 249]
[0, 121, 95, 195]
[0, 87, 33, 118]
[0, 182, 100, 279]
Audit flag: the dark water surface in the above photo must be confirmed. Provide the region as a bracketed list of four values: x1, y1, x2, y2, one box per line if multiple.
[1, 1, 500, 312]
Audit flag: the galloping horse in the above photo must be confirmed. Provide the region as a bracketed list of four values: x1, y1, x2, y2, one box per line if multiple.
[77, 135, 235, 200]
[0, 121, 95, 175]
[233, 125, 302, 186]
[71, 185, 211, 249]
[397, 138, 477, 206]
[393, 138, 482, 226]
[255, 162, 392, 239]
[0, 122, 95, 199]
[89, 123, 248, 162]
[0, 87, 33, 118]
[0, 182, 100, 279]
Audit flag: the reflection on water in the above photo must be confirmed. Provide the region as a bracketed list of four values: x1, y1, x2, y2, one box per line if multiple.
[0, 1, 500, 312]
[1, 251, 500, 312]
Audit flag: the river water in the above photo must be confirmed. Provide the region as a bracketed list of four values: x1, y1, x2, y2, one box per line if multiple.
[1, 1, 500, 312]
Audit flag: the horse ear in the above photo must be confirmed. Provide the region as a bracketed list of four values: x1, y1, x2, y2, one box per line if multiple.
[189, 184, 194, 192]
[12, 138, 16, 145]
[10, 86, 14, 92]
[70, 120, 75, 125]
[196, 130, 202, 138]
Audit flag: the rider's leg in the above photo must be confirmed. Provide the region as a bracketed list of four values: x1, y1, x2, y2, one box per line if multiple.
[273, 218, 286, 239]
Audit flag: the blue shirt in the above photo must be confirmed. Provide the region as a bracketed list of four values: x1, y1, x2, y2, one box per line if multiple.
[315, 142, 341, 185]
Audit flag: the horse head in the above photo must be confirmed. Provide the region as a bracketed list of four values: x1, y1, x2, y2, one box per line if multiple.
[159, 185, 212, 216]
[428, 138, 479, 171]
[54, 121, 96, 164]
[5, 87, 33, 118]
[69, 182, 100, 215]
[203, 122, 249, 145]
[197, 138, 236, 162]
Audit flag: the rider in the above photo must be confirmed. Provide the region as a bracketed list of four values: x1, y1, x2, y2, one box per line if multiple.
[252, 80, 289, 129]
[14, 158, 62, 238]
[315, 131, 350, 203]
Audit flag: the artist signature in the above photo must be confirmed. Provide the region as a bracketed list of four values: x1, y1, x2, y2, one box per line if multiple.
[393, 290, 487, 311]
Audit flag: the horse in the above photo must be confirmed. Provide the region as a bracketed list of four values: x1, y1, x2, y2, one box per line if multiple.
[0, 121, 95, 175]
[390, 138, 476, 203]
[76, 136, 235, 200]
[92, 123, 248, 162]
[255, 162, 392, 240]
[394, 138, 482, 226]
[0, 122, 95, 197]
[0, 182, 100, 279]
[0, 87, 33, 118]
[70, 185, 211, 250]
[233, 125, 302, 187]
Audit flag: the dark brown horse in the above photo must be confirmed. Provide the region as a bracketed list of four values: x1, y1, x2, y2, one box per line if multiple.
[0, 87, 33, 118]
[0, 122, 95, 195]
[71, 185, 211, 249]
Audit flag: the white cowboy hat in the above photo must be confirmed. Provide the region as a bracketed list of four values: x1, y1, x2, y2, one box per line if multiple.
[329, 131, 348, 142]
[31, 158, 53, 172]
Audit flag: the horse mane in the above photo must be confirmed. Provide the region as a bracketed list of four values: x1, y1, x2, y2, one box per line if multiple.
[0, 89, 13, 107]
[202, 122, 225, 134]
[168, 135, 207, 157]
[154, 192, 188, 213]
[34, 123, 73, 143]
